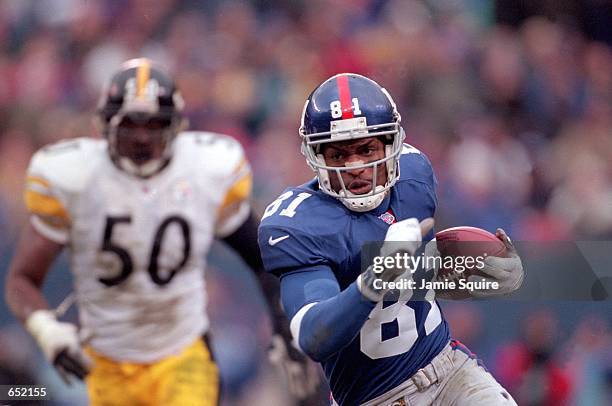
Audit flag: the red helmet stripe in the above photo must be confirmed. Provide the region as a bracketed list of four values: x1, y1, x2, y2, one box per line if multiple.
[336, 75, 354, 119]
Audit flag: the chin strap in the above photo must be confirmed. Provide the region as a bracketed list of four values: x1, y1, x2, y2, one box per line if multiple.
[106, 112, 179, 178]
[339, 186, 387, 212]
[117, 156, 168, 178]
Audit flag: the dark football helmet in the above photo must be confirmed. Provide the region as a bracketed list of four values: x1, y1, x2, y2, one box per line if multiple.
[300, 73, 405, 211]
[96, 58, 186, 177]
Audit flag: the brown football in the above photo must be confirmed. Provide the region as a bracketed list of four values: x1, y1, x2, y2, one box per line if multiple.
[433, 226, 507, 295]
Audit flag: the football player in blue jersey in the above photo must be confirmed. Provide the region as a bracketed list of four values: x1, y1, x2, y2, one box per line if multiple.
[258, 73, 524, 405]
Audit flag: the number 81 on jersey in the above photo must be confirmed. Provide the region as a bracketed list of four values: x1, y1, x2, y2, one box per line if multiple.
[261, 191, 312, 220]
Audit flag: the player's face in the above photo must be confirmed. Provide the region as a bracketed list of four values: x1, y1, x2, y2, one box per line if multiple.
[115, 116, 170, 166]
[321, 137, 387, 195]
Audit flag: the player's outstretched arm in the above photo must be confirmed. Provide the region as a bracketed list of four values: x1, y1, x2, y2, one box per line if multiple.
[222, 212, 320, 398]
[281, 268, 377, 362]
[5, 222, 90, 384]
[222, 212, 288, 334]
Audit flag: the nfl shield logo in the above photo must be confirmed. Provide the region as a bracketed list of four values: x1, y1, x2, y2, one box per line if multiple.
[378, 211, 396, 225]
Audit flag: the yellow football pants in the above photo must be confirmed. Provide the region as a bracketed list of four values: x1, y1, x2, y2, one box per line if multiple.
[85, 338, 219, 406]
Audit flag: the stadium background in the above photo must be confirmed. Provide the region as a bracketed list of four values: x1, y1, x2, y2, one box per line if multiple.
[0, 0, 610, 404]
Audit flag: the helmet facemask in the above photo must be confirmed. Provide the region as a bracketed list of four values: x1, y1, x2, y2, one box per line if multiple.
[301, 115, 405, 212]
[107, 111, 180, 178]
[97, 58, 186, 178]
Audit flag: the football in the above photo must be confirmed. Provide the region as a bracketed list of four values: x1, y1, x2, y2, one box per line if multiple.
[434, 226, 507, 282]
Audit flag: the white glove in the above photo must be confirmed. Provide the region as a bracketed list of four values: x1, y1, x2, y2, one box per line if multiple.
[467, 229, 524, 297]
[26, 310, 91, 384]
[358, 218, 434, 301]
[268, 335, 321, 400]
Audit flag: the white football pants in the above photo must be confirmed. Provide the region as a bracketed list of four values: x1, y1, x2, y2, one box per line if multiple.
[335, 341, 517, 406]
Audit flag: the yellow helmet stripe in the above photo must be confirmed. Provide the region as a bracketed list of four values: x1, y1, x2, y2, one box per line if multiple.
[136, 59, 151, 98]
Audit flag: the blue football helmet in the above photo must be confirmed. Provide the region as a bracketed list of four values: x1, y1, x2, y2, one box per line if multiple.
[300, 73, 405, 211]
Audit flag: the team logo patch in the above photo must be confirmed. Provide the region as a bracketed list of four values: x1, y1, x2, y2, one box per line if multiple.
[378, 211, 396, 225]
[173, 180, 193, 202]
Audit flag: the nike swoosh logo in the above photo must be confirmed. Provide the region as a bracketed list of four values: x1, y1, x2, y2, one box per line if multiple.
[268, 235, 290, 246]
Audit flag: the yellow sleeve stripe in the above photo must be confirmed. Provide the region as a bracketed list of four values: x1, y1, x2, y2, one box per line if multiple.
[24, 190, 70, 222]
[26, 176, 50, 188]
[233, 158, 248, 175]
[219, 172, 252, 213]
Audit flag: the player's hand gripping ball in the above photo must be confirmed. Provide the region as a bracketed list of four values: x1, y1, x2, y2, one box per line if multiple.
[430, 226, 523, 298]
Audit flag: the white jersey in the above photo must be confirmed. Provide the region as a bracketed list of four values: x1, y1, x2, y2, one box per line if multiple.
[24, 132, 252, 362]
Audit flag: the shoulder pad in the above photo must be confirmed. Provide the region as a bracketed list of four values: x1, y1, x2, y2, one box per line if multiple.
[176, 132, 252, 235]
[25, 137, 106, 242]
[259, 186, 347, 235]
[175, 131, 246, 178]
[258, 187, 348, 275]
[398, 144, 436, 188]
[28, 137, 106, 194]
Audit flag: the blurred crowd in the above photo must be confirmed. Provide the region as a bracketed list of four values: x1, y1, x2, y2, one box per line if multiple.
[0, 0, 611, 244]
[444, 303, 612, 406]
[0, 0, 611, 405]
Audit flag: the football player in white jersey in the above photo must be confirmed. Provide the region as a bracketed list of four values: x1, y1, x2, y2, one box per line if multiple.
[5, 58, 318, 405]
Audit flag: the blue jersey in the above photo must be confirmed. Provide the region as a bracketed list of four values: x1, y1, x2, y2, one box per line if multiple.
[258, 145, 450, 405]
